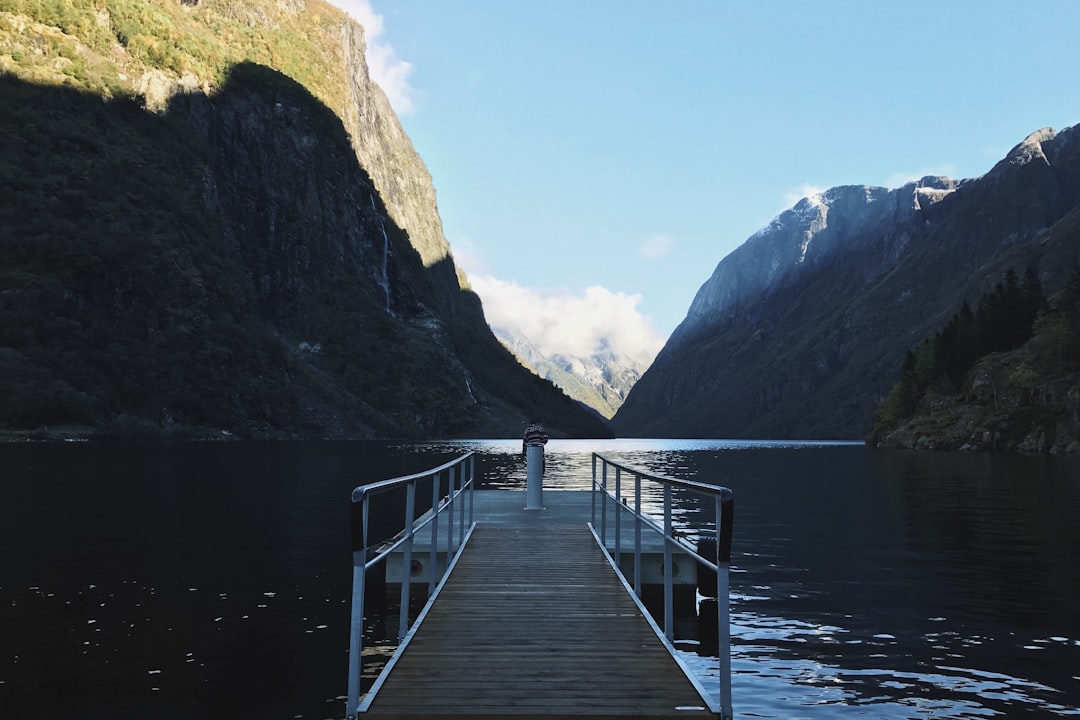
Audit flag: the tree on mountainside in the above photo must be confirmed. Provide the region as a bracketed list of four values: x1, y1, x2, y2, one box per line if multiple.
[878, 350, 919, 424]
[1035, 265, 1080, 363]
[877, 267, 1049, 424]
[976, 268, 1048, 354]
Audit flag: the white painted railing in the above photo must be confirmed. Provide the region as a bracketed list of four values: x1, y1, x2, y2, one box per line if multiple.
[345, 452, 476, 718]
[590, 452, 735, 720]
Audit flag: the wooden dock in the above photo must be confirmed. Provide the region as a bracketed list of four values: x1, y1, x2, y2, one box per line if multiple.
[365, 490, 714, 719]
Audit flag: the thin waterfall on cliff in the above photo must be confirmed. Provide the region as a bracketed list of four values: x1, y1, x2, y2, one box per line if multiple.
[369, 195, 392, 313]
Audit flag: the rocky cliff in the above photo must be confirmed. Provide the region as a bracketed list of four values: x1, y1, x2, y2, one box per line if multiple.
[612, 126, 1080, 440]
[494, 328, 643, 420]
[672, 177, 959, 345]
[337, 20, 452, 275]
[0, 0, 610, 440]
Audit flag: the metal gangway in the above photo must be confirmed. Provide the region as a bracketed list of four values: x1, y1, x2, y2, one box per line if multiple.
[591, 452, 735, 717]
[345, 450, 735, 719]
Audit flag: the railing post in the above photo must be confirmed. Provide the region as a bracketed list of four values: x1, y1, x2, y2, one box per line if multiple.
[346, 492, 370, 719]
[591, 454, 597, 528]
[429, 472, 440, 598]
[663, 483, 673, 642]
[634, 473, 642, 598]
[717, 491, 734, 720]
[447, 465, 456, 558]
[460, 461, 466, 537]
[600, 461, 608, 546]
[614, 466, 622, 569]
[399, 480, 416, 640]
[468, 455, 475, 526]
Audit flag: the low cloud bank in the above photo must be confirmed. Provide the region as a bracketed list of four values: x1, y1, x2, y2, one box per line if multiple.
[468, 274, 664, 367]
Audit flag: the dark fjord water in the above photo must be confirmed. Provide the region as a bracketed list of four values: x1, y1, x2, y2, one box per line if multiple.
[1, 439, 1078, 719]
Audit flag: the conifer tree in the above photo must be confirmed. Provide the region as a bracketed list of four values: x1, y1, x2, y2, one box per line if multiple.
[884, 267, 1048, 420]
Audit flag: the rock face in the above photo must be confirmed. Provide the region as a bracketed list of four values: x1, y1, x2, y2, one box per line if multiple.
[493, 329, 644, 420]
[337, 21, 452, 274]
[0, 0, 611, 440]
[674, 178, 959, 343]
[612, 126, 1080, 440]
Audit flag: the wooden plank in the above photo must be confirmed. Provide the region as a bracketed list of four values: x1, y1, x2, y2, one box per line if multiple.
[366, 519, 713, 719]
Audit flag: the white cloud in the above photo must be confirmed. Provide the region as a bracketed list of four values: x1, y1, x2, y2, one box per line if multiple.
[449, 235, 487, 276]
[639, 233, 674, 259]
[335, 0, 416, 114]
[468, 274, 665, 367]
[783, 183, 825, 208]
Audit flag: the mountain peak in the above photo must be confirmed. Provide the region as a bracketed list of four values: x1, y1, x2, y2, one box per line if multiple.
[674, 180, 958, 337]
[1003, 127, 1057, 169]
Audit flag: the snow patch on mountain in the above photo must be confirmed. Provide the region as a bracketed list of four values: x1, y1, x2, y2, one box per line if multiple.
[492, 326, 644, 419]
[671, 177, 959, 344]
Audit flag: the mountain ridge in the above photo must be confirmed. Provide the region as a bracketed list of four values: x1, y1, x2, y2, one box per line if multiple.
[613, 125, 1080, 441]
[670, 175, 960, 349]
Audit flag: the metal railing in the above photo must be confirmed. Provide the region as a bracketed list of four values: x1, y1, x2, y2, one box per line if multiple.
[590, 452, 735, 720]
[346, 452, 476, 719]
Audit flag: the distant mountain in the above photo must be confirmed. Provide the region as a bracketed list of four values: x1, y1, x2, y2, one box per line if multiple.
[612, 126, 1080, 440]
[493, 328, 643, 420]
[0, 0, 611, 440]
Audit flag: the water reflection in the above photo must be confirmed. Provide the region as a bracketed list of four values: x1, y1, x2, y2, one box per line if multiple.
[2, 440, 1078, 719]
[403, 440, 1080, 718]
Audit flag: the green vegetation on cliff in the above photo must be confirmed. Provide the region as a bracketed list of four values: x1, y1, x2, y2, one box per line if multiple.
[870, 266, 1080, 452]
[0, 0, 612, 440]
[1, 0, 350, 106]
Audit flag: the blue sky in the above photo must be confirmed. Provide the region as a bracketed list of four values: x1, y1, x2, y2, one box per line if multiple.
[339, 1, 1079, 365]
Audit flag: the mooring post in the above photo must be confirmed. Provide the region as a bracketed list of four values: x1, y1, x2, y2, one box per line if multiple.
[522, 422, 548, 510]
[525, 444, 544, 509]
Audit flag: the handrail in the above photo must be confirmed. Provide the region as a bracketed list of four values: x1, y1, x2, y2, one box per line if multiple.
[346, 452, 476, 719]
[591, 452, 734, 720]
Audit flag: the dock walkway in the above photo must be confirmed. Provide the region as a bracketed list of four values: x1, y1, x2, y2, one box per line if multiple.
[365, 491, 713, 719]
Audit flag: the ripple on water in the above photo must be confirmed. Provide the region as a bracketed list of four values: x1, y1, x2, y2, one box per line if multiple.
[671, 609, 1080, 719]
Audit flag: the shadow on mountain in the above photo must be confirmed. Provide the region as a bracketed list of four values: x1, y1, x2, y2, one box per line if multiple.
[0, 64, 611, 440]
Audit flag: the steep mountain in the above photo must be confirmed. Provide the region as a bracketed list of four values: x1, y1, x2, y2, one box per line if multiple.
[868, 216, 1080, 453]
[0, 0, 611, 440]
[612, 125, 1080, 440]
[493, 328, 643, 420]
